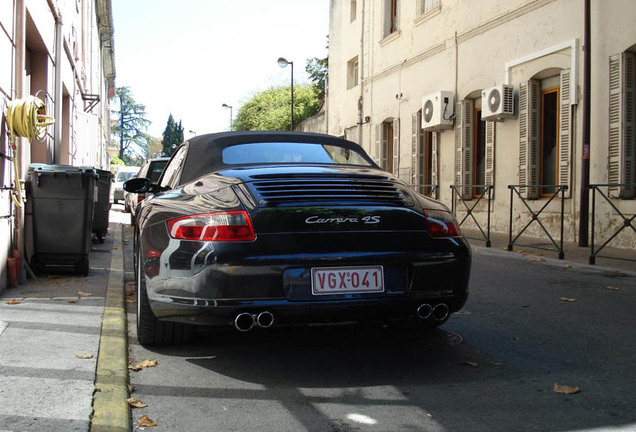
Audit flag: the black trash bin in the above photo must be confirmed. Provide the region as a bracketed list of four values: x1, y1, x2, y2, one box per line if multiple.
[93, 169, 113, 243]
[27, 164, 97, 275]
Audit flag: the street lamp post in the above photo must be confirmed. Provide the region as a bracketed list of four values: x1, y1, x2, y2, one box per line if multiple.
[222, 103, 233, 130]
[277, 57, 294, 131]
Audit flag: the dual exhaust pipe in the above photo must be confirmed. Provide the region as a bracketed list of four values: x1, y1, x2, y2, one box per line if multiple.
[416, 303, 449, 322]
[234, 311, 274, 332]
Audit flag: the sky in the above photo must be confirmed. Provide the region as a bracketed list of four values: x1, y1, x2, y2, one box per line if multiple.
[111, 0, 329, 138]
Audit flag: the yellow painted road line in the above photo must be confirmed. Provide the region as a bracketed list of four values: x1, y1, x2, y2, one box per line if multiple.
[91, 223, 130, 432]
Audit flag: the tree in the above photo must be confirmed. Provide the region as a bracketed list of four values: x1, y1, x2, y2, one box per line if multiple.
[306, 36, 328, 101]
[233, 84, 322, 131]
[112, 87, 152, 164]
[161, 114, 184, 157]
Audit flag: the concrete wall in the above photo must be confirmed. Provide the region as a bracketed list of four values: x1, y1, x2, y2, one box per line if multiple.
[328, 0, 636, 249]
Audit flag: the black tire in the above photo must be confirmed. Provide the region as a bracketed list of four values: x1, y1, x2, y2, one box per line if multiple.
[136, 251, 196, 345]
[81, 257, 90, 276]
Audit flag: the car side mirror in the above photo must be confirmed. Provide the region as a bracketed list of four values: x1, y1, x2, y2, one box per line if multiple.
[124, 177, 152, 193]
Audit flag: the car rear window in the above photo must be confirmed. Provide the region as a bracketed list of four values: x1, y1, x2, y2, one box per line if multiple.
[148, 161, 168, 182]
[222, 142, 372, 166]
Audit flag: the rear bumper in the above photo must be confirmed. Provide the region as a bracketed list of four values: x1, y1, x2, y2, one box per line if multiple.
[148, 291, 469, 327]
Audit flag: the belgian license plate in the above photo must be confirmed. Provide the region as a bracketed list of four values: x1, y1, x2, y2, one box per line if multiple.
[311, 266, 384, 295]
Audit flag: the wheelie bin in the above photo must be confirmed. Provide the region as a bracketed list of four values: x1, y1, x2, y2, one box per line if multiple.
[27, 164, 97, 275]
[93, 169, 113, 243]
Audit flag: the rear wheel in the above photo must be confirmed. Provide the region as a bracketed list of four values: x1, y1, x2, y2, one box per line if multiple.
[136, 251, 196, 345]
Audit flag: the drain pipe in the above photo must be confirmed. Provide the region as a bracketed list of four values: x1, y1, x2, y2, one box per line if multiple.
[13, 0, 26, 284]
[53, 13, 63, 164]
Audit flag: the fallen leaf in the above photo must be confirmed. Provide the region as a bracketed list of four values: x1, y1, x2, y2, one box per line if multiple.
[67, 299, 78, 304]
[125, 298, 137, 304]
[129, 359, 158, 371]
[75, 353, 93, 359]
[607, 286, 621, 291]
[125, 290, 135, 296]
[138, 415, 158, 427]
[426, 413, 433, 419]
[4, 300, 21, 305]
[554, 383, 581, 394]
[128, 384, 134, 393]
[77, 291, 93, 297]
[127, 397, 148, 408]
[127, 281, 136, 286]
[563, 264, 572, 269]
[560, 297, 577, 302]
[48, 274, 62, 279]
[461, 361, 478, 367]
[530, 258, 546, 262]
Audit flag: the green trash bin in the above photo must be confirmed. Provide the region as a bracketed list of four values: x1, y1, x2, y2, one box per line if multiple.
[93, 169, 113, 243]
[27, 164, 97, 275]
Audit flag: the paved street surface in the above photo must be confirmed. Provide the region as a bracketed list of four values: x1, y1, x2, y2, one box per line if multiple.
[1, 204, 635, 432]
[123, 219, 636, 432]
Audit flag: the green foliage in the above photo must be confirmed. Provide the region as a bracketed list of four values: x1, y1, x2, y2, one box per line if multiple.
[161, 114, 184, 157]
[233, 84, 322, 131]
[306, 36, 328, 101]
[306, 56, 328, 101]
[112, 87, 152, 161]
[110, 155, 125, 167]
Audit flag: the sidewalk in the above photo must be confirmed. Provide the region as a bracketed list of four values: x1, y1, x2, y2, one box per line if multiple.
[0, 223, 129, 432]
[461, 226, 636, 274]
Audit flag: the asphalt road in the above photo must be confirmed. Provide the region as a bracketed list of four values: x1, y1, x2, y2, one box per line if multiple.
[116, 205, 636, 432]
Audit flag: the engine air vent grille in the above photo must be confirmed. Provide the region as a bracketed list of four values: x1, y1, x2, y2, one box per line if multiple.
[248, 174, 407, 207]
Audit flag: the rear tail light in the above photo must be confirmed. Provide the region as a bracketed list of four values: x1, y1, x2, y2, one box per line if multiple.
[166, 211, 256, 242]
[424, 210, 461, 237]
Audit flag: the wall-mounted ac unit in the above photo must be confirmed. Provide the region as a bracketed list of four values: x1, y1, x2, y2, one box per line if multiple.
[421, 91, 455, 131]
[481, 84, 515, 121]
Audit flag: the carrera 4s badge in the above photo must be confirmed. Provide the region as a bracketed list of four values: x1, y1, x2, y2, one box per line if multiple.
[305, 215, 381, 225]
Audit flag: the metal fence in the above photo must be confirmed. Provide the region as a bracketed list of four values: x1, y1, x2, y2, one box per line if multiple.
[450, 184, 493, 247]
[507, 184, 568, 259]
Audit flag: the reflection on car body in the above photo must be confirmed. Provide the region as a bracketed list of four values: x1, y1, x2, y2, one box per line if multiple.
[125, 131, 471, 346]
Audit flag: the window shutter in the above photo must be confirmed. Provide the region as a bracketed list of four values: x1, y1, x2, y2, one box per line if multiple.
[559, 69, 572, 198]
[375, 124, 383, 169]
[411, 113, 419, 188]
[393, 118, 400, 174]
[608, 53, 635, 199]
[519, 80, 540, 198]
[485, 120, 495, 199]
[431, 132, 439, 199]
[625, 53, 636, 199]
[455, 100, 473, 199]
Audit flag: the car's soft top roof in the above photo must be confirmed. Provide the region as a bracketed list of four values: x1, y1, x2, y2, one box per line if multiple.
[180, 131, 375, 184]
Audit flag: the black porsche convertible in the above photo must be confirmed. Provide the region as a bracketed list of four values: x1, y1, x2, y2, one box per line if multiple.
[124, 131, 471, 345]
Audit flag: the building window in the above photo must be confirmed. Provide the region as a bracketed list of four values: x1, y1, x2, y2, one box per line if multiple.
[609, 52, 636, 199]
[455, 99, 495, 199]
[519, 69, 572, 199]
[418, 0, 440, 15]
[384, 0, 399, 36]
[350, 0, 357, 22]
[411, 111, 438, 197]
[376, 119, 399, 173]
[541, 87, 559, 195]
[347, 56, 359, 89]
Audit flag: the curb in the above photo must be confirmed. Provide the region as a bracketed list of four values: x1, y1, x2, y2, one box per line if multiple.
[90, 223, 130, 432]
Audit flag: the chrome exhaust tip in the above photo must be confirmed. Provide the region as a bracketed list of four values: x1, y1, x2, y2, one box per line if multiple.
[417, 304, 433, 320]
[234, 312, 255, 332]
[256, 311, 274, 329]
[432, 303, 449, 321]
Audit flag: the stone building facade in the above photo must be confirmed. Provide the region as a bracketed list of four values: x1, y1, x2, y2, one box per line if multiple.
[326, 0, 636, 251]
[1, 0, 115, 291]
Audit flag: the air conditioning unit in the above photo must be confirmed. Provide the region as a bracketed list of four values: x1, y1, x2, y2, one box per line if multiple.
[481, 84, 515, 121]
[421, 91, 455, 131]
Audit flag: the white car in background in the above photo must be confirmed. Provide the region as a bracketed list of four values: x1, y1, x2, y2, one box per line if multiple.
[111, 166, 139, 204]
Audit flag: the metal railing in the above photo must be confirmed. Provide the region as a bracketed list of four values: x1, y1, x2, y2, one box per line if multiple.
[450, 184, 493, 247]
[507, 184, 568, 259]
[408, 184, 439, 199]
[588, 183, 636, 265]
